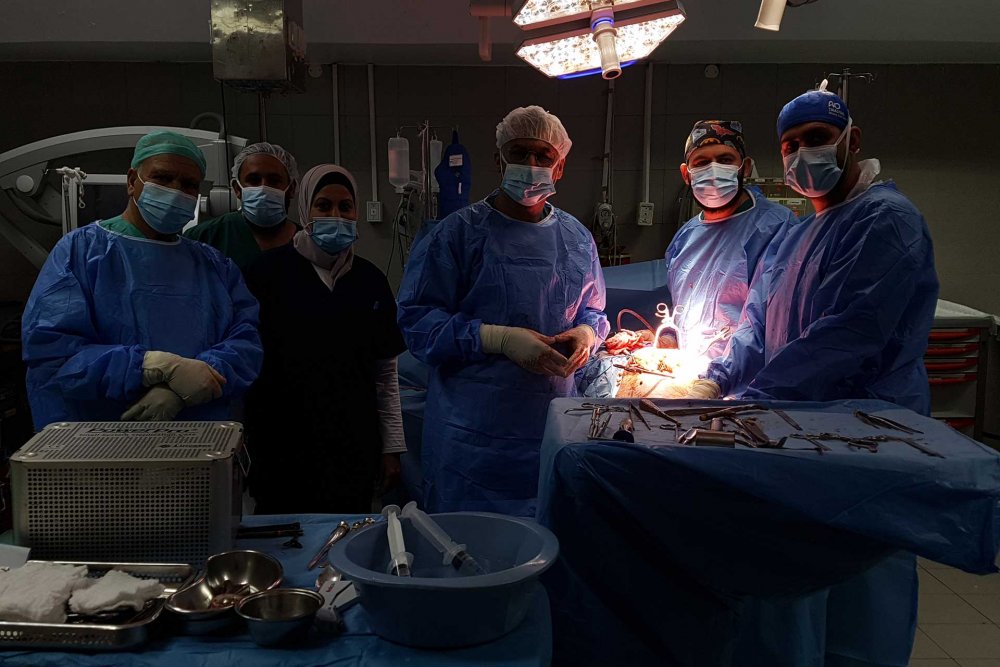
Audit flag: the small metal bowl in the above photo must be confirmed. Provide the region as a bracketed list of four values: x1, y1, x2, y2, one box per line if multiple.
[236, 588, 324, 647]
[165, 550, 283, 635]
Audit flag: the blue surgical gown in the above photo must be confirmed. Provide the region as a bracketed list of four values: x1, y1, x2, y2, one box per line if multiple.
[396, 194, 609, 517]
[664, 187, 796, 359]
[22, 221, 264, 430]
[707, 182, 938, 414]
[708, 182, 938, 667]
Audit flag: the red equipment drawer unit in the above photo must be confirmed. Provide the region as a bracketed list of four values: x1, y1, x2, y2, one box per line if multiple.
[927, 301, 999, 441]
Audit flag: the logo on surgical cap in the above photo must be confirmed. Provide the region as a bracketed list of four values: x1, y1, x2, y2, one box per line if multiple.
[827, 100, 846, 120]
[709, 124, 736, 137]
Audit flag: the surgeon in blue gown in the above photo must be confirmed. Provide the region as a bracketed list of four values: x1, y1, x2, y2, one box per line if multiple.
[22, 130, 263, 430]
[692, 89, 939, 666]
[665, 119, 796, 360]
[397, 106, 609, 517]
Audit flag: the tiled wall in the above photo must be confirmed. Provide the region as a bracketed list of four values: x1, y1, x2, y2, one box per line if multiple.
[1, 62, 998, 313]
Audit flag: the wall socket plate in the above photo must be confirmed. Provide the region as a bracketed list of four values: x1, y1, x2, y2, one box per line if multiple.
[366, 201, 382, 223]
[638, 202, 655, 226]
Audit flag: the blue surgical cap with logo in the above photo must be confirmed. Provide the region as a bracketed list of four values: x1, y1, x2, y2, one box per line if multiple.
[777, 89, 850, 138]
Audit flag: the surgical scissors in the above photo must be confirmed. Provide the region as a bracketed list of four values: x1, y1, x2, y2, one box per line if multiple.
[853, 410, 923, 435]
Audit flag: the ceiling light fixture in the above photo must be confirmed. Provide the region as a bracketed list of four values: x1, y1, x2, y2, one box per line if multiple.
[513, 1, 686, 79]
[754, 0, 786, 31]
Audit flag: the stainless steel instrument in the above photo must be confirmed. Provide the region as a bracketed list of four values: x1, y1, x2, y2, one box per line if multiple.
[11, 421, 246, 566]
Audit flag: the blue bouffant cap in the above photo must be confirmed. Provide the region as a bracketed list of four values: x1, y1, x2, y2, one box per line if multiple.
[777, 89, 850, 138]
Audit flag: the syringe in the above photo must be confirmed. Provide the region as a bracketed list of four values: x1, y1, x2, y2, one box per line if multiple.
[382, 505, 412, 577]
[401, 502, 487, 576]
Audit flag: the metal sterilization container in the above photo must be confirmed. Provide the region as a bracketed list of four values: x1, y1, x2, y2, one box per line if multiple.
[10, 421, 245, 565]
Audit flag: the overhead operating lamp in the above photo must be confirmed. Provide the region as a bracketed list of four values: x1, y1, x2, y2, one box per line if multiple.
[513, 0, 686, 79]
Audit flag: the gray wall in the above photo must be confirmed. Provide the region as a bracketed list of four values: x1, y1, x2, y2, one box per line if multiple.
[1, 62, 998, 314]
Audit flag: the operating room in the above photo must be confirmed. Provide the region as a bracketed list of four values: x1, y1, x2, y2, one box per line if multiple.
[0, 1, 999, 665]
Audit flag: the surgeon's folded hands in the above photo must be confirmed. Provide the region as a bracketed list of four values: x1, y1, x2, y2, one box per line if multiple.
[121, 385, 185, 421]
[553, 324, 596, 375]
[142, 351, 227, 406]
[480, 324, 573, 377]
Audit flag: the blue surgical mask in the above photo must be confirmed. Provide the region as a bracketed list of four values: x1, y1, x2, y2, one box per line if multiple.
[783, 121, 851, 198]
[239, 184, 288, 228]
[688, 162, 741, 209]
[309, 217, 357, 254]
[501, 162, 556, 207]
[133, 176, 198, 235]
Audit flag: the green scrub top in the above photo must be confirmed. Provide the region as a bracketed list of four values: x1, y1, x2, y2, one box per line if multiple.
[99, 215, 146, 238]
[184, 211, 263, 271]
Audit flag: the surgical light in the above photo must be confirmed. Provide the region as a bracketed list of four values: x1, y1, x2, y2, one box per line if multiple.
[514, 0, 645, 28]
[515, 4, 685, 79]
[591, 9, 621, 79]
[754, 0, 787, 31]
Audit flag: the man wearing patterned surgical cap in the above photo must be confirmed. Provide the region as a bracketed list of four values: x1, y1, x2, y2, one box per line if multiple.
[21, 129, 263, 429]
[683, 119, 748, 161]
[662, 119, 797, 361]
[186, 142, 301, 271]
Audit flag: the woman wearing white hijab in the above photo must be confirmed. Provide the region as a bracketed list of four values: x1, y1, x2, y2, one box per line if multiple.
[243, 164, 407, 512]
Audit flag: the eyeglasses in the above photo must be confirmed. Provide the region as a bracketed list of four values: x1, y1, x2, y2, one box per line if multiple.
[503, 146, 560, 168]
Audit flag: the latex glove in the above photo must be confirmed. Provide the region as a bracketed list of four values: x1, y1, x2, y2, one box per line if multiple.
[380, 453, 402, 494]
[480, 324, 570, 377]
[553, 325, 596, 375]
[687, 378, 722, 400]
[121, 386, 185, 422]
[143, 351, 226, 406]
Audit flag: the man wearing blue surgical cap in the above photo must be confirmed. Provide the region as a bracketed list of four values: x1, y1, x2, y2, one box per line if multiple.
[22, 130, 264, 428]
[695, 89, 939, 667]
[397, 106, 609, 517]
[665, 120, 797, 360]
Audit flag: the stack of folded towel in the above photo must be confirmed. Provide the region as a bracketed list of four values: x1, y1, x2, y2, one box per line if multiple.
[0, 563, 166, 623]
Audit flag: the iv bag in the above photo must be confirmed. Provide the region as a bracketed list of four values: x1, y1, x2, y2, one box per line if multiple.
[388, 136, 410, 190]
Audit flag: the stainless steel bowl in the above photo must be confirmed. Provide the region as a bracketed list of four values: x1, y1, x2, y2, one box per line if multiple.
[236, 588, 324, 647]
[165, 550, 283, 635]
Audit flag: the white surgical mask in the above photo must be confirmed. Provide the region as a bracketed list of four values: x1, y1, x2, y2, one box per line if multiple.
[688, 162, 741, 209]
[133, 176, 197, 235]
[783, 121, 852, 198]
[500, 161, 556, 207]
[308, 217, 357, 254]
[239, 184, 288, 228]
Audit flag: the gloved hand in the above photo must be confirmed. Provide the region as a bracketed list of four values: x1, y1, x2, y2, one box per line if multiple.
[143, 351, 226, 406]
[553, 325, 596, 374]
[480, 324, 570, 377]
[687, 378, 722, 400]
[121, 385, 185, 422]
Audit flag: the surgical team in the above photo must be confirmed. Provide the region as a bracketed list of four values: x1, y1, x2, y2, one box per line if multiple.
[20, 86, 937, 664]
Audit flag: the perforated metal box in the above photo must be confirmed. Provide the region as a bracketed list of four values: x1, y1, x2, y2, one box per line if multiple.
[10, 421, 244, 566]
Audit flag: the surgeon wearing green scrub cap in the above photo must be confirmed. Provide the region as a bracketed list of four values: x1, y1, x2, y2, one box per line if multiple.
[104, 130, 206, 239]
[21, 129, 263, 429]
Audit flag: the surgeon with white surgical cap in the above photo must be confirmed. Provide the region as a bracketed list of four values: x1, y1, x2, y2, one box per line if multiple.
[397, 106, 609, 517]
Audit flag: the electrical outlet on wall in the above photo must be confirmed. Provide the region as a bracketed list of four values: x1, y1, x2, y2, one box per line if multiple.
[637, 202, 655, 226]
[367, 201, 382, 223]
